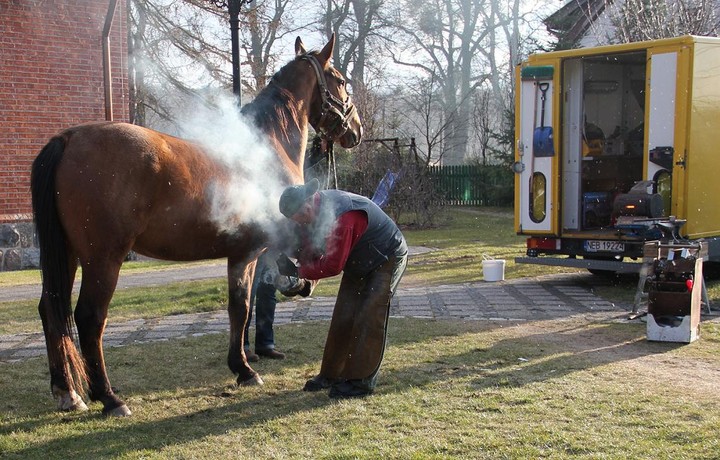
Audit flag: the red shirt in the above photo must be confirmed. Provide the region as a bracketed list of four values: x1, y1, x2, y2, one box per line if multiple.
[298, 210, 368, 280]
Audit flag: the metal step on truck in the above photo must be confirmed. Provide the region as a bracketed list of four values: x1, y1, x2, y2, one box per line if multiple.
[514, 35, 720, 274]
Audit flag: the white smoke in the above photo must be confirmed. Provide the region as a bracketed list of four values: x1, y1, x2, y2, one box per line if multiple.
[178, 95, 289, 236]
[175, 92, 347, 274]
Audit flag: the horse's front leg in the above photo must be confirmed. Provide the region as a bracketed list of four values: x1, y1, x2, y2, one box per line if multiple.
[227, 257, 263, 386]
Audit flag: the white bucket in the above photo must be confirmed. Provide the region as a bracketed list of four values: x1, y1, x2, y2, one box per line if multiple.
[482, 255, 506, 282]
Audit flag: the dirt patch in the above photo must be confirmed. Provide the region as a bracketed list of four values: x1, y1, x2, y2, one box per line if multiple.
[498, 317, 720, 398]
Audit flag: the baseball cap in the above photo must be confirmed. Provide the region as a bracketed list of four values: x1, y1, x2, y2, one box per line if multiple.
[279, 178, 320, 217]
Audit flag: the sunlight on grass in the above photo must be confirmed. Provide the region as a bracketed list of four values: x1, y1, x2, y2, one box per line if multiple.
[0, 258, 224, 288]
[1, 318, 718, 459]
[3, 207, 720, 458]
[3, 207, 719, 336]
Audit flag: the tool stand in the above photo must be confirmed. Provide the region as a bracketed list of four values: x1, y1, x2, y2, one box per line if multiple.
[639, 241, 708, 343]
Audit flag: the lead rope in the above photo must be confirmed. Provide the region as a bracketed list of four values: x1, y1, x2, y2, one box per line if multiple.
[327, 140, 337, 190]
[305, 136, 338, 190]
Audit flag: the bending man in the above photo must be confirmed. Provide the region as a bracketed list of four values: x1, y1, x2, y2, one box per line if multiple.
[277, 178, 407, 398]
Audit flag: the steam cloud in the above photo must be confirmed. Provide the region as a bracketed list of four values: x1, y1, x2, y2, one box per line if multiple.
[177, 92, 344, 276]
[179, 95, 288, 237]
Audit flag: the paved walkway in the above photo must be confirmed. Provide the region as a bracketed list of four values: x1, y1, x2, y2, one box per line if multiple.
[1, 258, 634, 363]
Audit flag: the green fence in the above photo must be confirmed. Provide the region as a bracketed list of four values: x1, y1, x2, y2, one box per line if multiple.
[428, 164, 514, 207]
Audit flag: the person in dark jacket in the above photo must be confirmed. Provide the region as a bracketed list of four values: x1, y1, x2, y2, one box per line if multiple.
[243, 252, 286, 362]
[276, 178, 407, 398]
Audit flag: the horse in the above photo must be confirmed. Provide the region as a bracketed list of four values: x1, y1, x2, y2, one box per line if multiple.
[30, 34, 362, 416]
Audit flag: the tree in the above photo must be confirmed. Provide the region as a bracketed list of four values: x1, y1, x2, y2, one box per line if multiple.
[386, 0, 552, 165]
[128, 0, 550, 172]
[312, 0, 394, 152]
[607, 0, 720, 43]
[128, 0, 234, 130]
[128, 0, 307, 131]
[471, 88, 492, 165]
[240, 0, 307, 97]
[388, 75, 456, 165]
[314, 0, 389, 89]
[387, 0, 506, 164]
[482, 0, 553, 167]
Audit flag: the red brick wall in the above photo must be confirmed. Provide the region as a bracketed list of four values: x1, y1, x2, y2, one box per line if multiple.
[0, 0, 129, 224]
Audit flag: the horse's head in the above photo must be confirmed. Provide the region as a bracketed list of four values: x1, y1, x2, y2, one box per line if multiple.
[295, 35, 363, 149]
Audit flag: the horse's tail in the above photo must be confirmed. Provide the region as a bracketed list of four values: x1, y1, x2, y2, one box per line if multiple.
[31, 136, 88, 391]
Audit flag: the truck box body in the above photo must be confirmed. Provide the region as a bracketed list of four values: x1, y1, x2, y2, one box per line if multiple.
[514, 36, 720, 272]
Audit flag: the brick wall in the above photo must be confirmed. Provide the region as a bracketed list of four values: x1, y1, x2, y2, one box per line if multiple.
[0, 0, 128, 269]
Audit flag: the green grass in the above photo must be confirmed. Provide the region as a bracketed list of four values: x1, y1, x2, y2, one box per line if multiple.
[2, 207, 720, 458]
[402, 207, 583, 286]
[0, 279, 229, 336]
[0, 259, 222, 288]
[1, 318, 719, 459]
[2, 207, 719, 335]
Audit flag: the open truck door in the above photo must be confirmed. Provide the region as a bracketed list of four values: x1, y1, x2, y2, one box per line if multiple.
[646, 49, 682, 218]
[515, 65, 558, 236]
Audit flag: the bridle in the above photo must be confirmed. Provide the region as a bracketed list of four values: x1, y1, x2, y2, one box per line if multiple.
[300, 54, 358, 142]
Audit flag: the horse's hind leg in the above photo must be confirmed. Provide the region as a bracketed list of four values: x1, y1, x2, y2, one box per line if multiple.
[38, 259, 88, 412]
[74, 259, 131, 416]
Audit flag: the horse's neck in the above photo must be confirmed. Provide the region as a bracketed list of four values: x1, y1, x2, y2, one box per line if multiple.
[274, 111, 308, 179]
[243, 86, 310, 179]
[270, 124, 308, 180]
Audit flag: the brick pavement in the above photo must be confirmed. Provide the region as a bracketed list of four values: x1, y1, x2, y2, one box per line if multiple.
[0, 271, 630, 363]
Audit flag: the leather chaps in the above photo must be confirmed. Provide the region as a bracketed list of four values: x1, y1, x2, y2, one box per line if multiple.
[318, 256, 404, 388]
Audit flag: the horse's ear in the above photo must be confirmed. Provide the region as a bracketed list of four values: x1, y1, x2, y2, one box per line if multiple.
[318, 33, 335, 66]
[295, 37, 307, 56]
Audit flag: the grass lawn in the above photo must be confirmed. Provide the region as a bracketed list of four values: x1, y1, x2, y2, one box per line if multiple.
[2, 207, 718, 336]
[1, 207, 719, 458]
[1, 318, 719, 459]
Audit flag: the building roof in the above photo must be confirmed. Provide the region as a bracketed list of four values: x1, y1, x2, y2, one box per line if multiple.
[544, 0, 615, 48]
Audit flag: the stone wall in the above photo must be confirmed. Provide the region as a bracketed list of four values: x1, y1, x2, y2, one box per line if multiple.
[0, 222, 39, 271]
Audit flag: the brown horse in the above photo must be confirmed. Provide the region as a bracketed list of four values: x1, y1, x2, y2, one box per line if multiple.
[30, 35, 362, 416]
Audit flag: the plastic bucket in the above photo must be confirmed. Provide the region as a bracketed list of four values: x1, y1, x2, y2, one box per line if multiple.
[482, 256, 506, 282]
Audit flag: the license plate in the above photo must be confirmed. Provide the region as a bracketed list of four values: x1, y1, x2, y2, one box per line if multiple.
[584, 240, 625, 253]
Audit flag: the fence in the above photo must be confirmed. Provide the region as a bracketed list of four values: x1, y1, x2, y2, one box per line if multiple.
[428, 164, 513, 207]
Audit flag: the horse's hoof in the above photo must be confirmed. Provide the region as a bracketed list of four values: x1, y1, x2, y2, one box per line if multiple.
[237, 373, 264, 386]
[56, 391, 88, 412]
[103, 404, 132, 417]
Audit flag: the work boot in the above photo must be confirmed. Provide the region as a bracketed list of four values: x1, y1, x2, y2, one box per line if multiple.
[256, 348, 285, 360]
[303, 375, 334, 392]
[245, 349, 259, 363]
[328, 380, 373, 399]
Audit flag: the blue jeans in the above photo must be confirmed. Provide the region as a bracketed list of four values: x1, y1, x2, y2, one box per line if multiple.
[244, 255, 278, 351]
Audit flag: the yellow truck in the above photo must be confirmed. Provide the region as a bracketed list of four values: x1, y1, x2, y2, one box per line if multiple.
[514, 35, 720, 273]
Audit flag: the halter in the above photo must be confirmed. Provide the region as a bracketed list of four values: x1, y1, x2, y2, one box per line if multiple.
[300, 54, 358, 142]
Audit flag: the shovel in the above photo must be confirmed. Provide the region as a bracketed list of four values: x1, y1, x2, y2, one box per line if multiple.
[532, 82, 554, 157]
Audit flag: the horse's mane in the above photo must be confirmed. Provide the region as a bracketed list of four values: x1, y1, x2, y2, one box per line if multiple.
[241, 55, 313, 142]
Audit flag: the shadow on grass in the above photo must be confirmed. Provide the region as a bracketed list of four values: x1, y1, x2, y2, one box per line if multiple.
[0, 319, 496, 456]
[4, 389, 334, 458]
[3, 315, 695, 458]
[386, 319, 686, 393]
